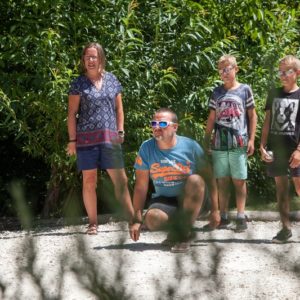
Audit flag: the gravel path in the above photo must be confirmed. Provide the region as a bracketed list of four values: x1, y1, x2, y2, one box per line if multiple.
[0, 219, 300, 300]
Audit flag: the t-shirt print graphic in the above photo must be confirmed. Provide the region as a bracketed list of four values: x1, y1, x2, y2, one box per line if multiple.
[271, 98, 298, 135]
[216, 96, 244, 130]
[150, 160, 191, 187]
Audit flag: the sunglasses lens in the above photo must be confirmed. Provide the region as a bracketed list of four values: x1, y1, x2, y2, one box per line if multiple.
[159, 121, 168, 128]
[150, 121, 171, 128]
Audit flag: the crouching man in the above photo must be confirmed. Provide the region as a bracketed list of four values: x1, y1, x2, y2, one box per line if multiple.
[129, 108, 220, 252]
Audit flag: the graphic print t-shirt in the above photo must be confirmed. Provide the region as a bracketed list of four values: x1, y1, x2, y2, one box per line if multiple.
[134, 136, 206, 198]
[265, 87, 300, 151]
[208, 84, 255, 150]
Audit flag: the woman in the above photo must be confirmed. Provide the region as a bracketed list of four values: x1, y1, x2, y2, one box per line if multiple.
[67, 42, 134, 234]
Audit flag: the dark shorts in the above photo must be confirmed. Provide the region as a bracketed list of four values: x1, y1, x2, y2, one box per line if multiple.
[146, 196, 179, 217]
[266, 149, 300, 177]
[146, 189, 210, 217]
[76, 144, 124, 171]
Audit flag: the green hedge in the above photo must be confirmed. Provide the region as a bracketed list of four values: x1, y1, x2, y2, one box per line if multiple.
[0, 0, 299, 216]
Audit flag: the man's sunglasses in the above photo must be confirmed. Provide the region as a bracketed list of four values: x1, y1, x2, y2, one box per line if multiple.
[150, 121, 176, 128]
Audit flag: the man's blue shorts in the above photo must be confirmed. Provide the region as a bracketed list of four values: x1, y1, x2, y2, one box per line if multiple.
[76, 144, 124, 171]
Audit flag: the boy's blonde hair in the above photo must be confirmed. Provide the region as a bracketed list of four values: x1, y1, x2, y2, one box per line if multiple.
[218, 54, 237, 67]
[279, 55, 300, 70]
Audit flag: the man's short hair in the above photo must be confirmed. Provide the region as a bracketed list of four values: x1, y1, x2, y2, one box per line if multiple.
[154, 108, 178, 123]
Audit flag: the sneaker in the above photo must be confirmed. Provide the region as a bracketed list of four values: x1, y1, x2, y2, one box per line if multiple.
[272, 228, 292, 243]
[217, 217, 231, 229]
[235, 218, 247, 232]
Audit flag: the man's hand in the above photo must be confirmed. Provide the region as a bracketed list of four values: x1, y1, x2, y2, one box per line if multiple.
[289, 150, 300, 168]
[129, 223, 142, 241]
[209, 210, 220, 229]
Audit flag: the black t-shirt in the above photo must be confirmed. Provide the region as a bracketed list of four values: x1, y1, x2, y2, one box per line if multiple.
[265, 87, 300, 153]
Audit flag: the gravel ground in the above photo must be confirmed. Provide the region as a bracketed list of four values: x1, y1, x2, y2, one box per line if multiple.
[0, 218, 300, 300]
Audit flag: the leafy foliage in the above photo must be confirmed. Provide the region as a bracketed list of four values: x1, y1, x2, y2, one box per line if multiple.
[0, 0, 299, 215]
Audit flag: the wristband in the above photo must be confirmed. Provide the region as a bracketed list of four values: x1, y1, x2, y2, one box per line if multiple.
[118, 130, 125, 137]
[69, 139, 77, 143]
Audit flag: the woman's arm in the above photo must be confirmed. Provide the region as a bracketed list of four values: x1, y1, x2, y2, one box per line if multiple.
[67, 95, 80, 155]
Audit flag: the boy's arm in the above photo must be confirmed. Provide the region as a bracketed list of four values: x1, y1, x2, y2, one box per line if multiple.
[289, 148, 300, 168]
[115, 93, 124, 131]
[204, 109, 216, 152]
[129, 169, 150, 241]
[247, 107, 257, 156]
[115, 93, 125, 143]
[260, 110, 271, 161]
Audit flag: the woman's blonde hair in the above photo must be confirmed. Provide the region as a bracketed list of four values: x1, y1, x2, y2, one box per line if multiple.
[80, 42, 106, 73]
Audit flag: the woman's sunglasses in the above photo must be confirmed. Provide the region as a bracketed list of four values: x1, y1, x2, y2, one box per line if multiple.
[150, 121, 176, 128]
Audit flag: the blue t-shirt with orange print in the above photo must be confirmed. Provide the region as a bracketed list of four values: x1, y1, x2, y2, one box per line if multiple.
[134, 135, 206, 198]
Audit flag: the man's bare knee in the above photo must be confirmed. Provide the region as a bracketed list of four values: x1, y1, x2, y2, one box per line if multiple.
[144, 209, 168, 231]
[185, 174, 205, 200]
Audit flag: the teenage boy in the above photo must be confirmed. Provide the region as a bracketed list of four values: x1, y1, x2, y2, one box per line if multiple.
[260, 55, 300, 243]
[204, 54, 257, 232]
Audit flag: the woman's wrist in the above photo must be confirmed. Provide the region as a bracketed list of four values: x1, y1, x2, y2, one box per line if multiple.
[118, 130, 125, 138]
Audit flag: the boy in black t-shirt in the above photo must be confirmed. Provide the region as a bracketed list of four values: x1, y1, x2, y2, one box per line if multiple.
[260, 55, 300, 243]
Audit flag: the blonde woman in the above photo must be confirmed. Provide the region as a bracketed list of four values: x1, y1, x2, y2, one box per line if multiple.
[67, 42, 133, 234]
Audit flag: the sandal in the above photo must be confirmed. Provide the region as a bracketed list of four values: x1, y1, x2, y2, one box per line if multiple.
[86, 224, 98, 235]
